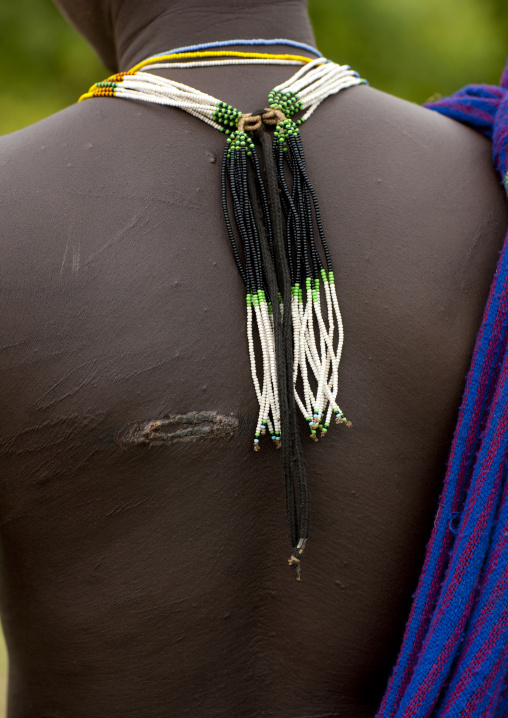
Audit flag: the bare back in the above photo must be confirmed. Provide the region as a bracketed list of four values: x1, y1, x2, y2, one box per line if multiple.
[0, 69, 506, 717]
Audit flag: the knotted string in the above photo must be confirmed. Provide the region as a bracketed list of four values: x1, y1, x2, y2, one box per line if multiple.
[241, 115, 310, 578]
[80, 51, 362, 578]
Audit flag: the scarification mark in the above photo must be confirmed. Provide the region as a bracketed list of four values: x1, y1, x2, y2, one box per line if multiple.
[84, 214, 148, 266]
[35, 362, 91, 407]
[105, 497, 151, 517]
[0, 339, 28, 351]
[60, 242, 69, 276]
[0, 414, 102, 455]
[116, 411, 239, 447]
[72, 241, 81, 273]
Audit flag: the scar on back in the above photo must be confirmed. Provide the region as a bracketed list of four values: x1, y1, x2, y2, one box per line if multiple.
[116, 411, 239, 447]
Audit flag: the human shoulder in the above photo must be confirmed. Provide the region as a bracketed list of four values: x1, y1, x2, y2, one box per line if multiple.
[320, 83, 507, 272]
[306, 83, 507, 374]
[0, 100, 131, 235]
[326, 83, 499, 171]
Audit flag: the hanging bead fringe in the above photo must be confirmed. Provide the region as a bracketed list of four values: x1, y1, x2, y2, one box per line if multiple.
[79, 49, 366, 578]
[221, 112, 353, 577]
[223, 118, 352, 451]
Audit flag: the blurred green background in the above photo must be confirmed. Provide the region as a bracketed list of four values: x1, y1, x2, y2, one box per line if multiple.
[1, 0, 508, 135]
[0, 0, 506, 713]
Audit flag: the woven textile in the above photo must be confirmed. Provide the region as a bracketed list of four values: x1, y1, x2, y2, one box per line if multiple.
[375, 69, 508, 717]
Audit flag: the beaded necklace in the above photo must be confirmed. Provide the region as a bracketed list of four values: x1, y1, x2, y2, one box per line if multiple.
[80, 40, 366, 579]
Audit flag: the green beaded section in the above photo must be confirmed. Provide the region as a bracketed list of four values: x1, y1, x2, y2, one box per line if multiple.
[227, 130, 255, 157]
[302, 275, 327, 303]
[312, 277, 320, 303]
[328, 271, 335, 285]
[95, 81, 117, 88]
[274, 118, 301, 151]
[249, 289, 285, 312]
[267, 89, 303, 118]
[250, 289, 271, 308]
[213, 101, 242, 133]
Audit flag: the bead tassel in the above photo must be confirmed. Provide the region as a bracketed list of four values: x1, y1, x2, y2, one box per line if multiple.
[79, 42, 366, 578]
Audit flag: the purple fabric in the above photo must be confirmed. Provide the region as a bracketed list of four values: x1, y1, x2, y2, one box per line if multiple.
[374, 70, 508, 717]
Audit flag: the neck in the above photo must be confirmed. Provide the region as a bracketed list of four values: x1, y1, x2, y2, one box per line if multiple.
[111, 0, 316, 71]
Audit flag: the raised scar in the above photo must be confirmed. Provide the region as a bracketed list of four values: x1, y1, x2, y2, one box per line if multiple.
[116, 412, 239, 447]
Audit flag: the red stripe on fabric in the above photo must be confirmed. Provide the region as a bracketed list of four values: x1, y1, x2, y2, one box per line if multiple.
[441, 566, 508, 710]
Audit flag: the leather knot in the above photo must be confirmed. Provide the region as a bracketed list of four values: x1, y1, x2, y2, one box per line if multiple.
[237, 108, 287, 133]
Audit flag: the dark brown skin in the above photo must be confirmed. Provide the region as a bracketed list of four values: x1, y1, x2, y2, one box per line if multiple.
[0, 1, 506, 716]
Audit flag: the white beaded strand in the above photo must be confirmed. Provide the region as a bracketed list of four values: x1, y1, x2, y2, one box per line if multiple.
[140, 59, 308, 71]
[82, 51, 364, 443]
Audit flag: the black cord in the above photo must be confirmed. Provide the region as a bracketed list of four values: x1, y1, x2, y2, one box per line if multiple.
[259, 128, 309, 574]
[219, 125, 312, 579]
